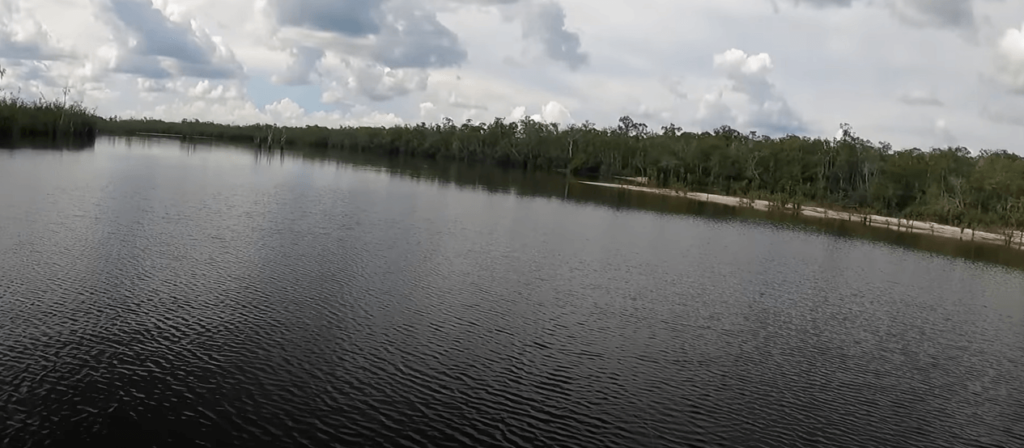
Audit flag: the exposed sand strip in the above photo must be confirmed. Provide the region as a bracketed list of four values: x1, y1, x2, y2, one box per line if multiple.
[579, 181, 1023, 250]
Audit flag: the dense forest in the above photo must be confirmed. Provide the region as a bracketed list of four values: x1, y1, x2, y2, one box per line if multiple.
[96, 116, 1024, 241]
[2, 63, 1023, 242]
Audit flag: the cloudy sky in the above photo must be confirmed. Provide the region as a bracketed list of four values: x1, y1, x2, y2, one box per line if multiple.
[1, 0, 1023, 151]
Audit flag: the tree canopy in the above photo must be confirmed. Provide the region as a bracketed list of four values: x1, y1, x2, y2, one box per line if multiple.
[2, 57, 1021, 245]
[96, 114, 1024, 241]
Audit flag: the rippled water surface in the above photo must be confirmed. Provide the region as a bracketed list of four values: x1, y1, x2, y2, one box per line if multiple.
[2, 138, 1023, 447]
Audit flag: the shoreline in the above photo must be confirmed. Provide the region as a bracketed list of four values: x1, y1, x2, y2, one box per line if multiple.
[579, 181, 1023, 250]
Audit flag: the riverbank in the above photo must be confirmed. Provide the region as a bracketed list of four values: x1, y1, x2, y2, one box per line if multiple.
[5, 93, 1023, 247]
[579, 181, 1024, 250]
[0, 96, 98, 146]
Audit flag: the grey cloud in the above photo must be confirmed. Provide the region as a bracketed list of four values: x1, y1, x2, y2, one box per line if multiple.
[273, 46, 325, 85]
[110, 51, 173, 79]
[768, 0, 852, 14]
[100, 0, 244, 79]
[887, 0, 976, 33]
[745, 100, 807, 136]
[0, 59, 101, 102]
[487, 0, 588, 69]
[450, 102, 488, 111]
[265, 0, 585, 104]
[521, 1, 588, 70]
[448, 92, 489, 110]
[370, 7, 467, 69]
[0, 59, 48, 82]
[266, 0, 465, 102]
[168, 59, 245, 80]
[981, 105, 1024, 127]
[778, 0, 980, 35]
[935, 119, 958, 145]
[266, 0, 585, 77]
[451, 0, 520, 4]
[898, 89, 944, 106]
[0, 1, 71, 61]
[108, 0, 206, 64]
[266, 0, 467, 70]
[784, 0, 855, 8]
[0, 38, 70, 61]
[631, 104, 672, 124]
[353, 70, 428, 101]
[695, 90, 739, 130]
[321, 61, 429, 103]
[660, 76, 689, 99]
[502, 56, 525, 67]
[699, 49, 807, 136]
[268, 0, 383, 37]
[993, 24, 1024, 93]
[137, 78, 173, 93]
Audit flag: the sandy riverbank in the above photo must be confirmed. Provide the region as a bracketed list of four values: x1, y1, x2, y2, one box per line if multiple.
[579, 181, 1023, 250]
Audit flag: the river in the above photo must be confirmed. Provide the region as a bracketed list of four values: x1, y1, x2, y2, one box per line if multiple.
[2, 137, 1022, 447]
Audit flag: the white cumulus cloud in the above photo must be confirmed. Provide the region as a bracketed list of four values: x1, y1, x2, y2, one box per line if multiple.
[697, 48, 805, 136]
[0, 0, 1022, 152]
[994, 23, 1024, 93]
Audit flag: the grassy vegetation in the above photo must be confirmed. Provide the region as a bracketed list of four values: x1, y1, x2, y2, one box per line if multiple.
[0, 66, 99, 146]
[3, 62, 1023, 244]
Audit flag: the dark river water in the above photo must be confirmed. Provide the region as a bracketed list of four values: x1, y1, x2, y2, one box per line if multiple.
[2, 137, 1023, 448]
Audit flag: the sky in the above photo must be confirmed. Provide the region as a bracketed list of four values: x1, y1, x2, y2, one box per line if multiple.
[1, 0, 1024, 152]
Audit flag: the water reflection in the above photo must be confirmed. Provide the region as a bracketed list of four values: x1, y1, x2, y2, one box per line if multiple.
[290, 147, 1024, 271]
[1, 137, 1022, 447]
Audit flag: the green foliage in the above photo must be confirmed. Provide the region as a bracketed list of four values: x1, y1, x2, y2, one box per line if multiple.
[99, 116, 1024, 237]
[4, 60, 1023, 238]
[0, 66, 98, 145]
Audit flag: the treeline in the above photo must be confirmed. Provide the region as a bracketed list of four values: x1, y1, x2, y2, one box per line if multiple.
[98, 116, 1024, 239]
[0, 67, 99, 146]
[2, 59, 1021, 240]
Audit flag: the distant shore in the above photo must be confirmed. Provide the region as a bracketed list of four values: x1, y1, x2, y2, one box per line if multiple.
[580, 181, 1023, 250]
